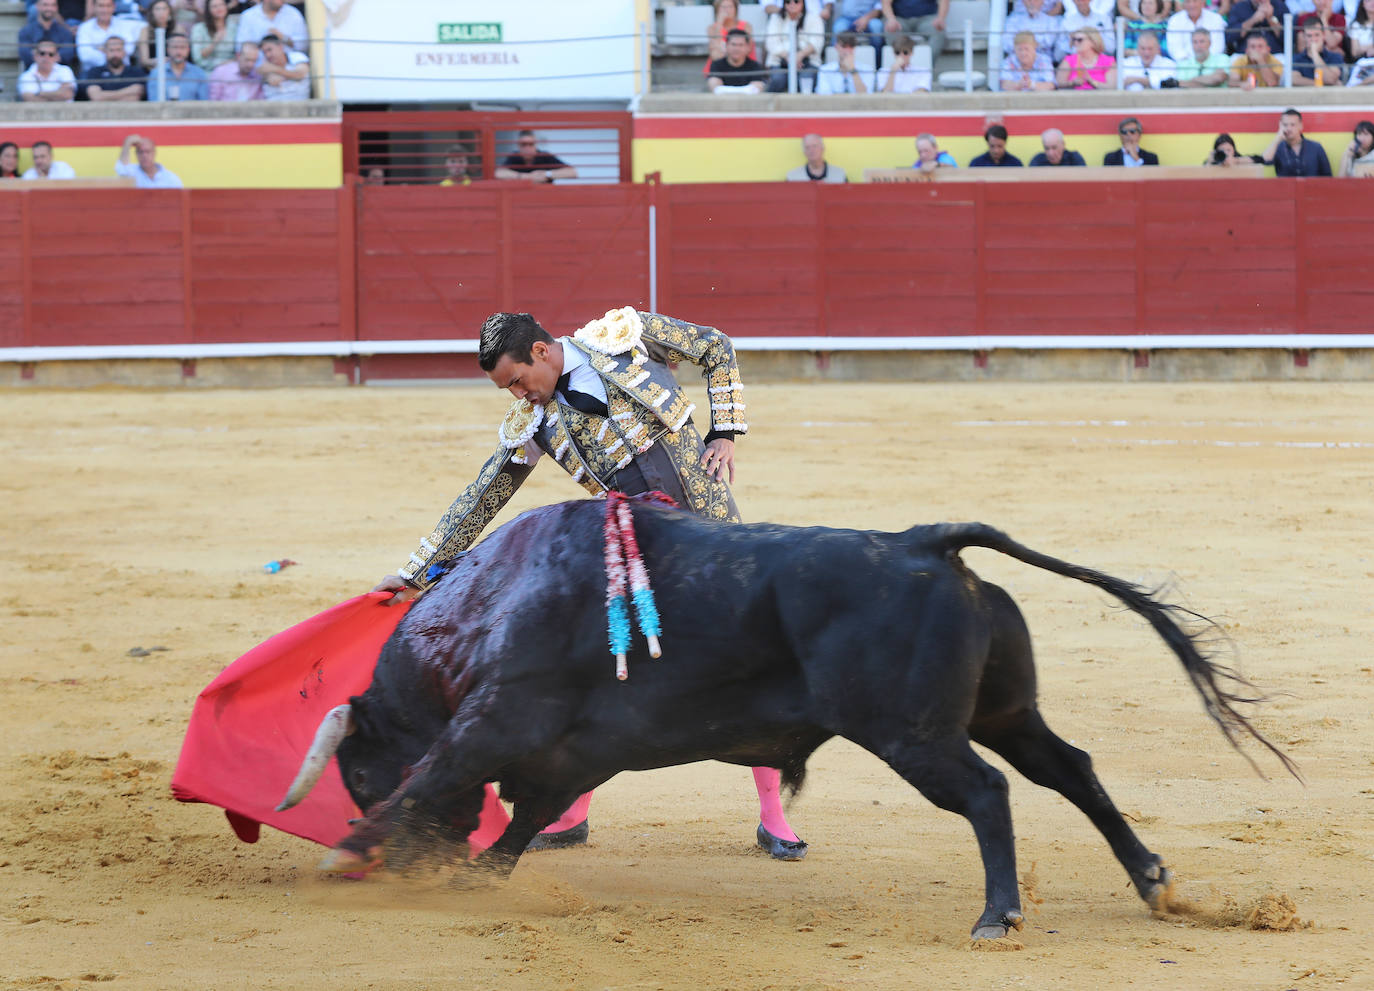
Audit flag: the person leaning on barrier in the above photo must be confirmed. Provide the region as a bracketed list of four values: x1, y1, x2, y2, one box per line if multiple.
[707, 27, 770, 92]
[785, 133, 848, 182]
[1176, 26, 1232, 83]
[763, 0, 824, 92]
[496, 129, 579, 183]
[21, 140, 76, 180]
[83, 35, 143, 101]
[1229, 30, 1284, 84]
[876, 33, 933, 91]
[1262, 108, 1333, 176]
[1057, 25, 1117, 87]
[969, 124, 1024, 167]
[1203, 132, 1265, 165]
[914, 132, 957, 171]
[1001, 30, 1057, 89]
[1291, 17, 1344, 83]
[440, 145, 473, 187]
[258, 32, 310, 100]
[1029, 127, 1087, 165]
[17, 41, 77, 102]
[1120, 29, 1178, 88]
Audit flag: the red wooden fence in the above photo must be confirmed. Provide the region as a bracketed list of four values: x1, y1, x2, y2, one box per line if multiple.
[1, 178, 1368, 351]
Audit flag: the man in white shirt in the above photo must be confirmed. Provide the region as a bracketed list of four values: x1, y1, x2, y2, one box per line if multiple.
[814, 32, 869, 93]
[258, 33, 310, 100]
[874, 33, 932, 91]
[1120, 30, 1178, 88]
[76, 0, 141, 74]
[21, 140, 77, 179]
[17, 42, 77, 101]
[236, 0, 309, 54]
[1165, 0, 1226, 61]
[115, 134, 184, 189]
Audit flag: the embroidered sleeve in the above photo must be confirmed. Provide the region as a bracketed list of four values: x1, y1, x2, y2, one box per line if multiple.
[637, 311, 747, 437]
[397, 444, 533, 589]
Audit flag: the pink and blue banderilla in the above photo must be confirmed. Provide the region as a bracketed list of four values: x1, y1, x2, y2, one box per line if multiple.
[603, 491, 675, 680]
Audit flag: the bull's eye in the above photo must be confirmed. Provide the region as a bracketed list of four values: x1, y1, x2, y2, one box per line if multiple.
[351, 767, 367, 791]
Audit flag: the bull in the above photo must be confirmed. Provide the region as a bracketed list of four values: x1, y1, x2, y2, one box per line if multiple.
[278, 498, 1293, 941]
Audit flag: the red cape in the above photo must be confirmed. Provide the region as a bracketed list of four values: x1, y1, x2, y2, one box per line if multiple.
[171, 592, 509, 852]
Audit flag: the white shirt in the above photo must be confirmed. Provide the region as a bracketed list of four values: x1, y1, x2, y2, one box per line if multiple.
[261, 49, 310, 100]
[75, 16, 142, 70]
[1057, 7, 1117, 58]
[22, 160, 77, 180]
[1165, 8, 1226, 61]
[115, 160, 184, 188]
[874, 64, 932, 92]
[1120, 53, 1178, 88]
[236, 2, 309, 53]
[814, 59, 866, 93]
[557, 338, 609, 405]
[18, 62, 77, 99]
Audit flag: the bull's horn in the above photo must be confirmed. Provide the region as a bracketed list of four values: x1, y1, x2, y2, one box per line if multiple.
[275, 704, 354, 811]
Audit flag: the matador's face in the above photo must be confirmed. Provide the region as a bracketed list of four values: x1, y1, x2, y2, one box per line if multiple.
[487, 340, 562, 407]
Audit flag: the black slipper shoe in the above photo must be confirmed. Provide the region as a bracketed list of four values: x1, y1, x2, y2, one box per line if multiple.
[756, 823, 808, 861]
[525, 819, 590, 851]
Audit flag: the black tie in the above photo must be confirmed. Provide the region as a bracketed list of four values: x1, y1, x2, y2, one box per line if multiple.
[557, 372, 609, 418]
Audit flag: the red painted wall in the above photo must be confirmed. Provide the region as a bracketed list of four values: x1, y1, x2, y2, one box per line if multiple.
[2, 179, 1369, 350]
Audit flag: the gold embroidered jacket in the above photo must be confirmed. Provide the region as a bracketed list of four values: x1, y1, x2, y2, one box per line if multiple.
[397, 311, 747, 588]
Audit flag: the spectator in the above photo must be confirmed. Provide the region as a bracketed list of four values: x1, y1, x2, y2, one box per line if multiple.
[1203, 132, 1264, 164]
[191, 0, 241, 70]
[1167, 0, 1227, 59]
[913, 132, 956, 171]
[763, 0, 824, 92]
[1177, 26, 1233, 82]
[115, 133, 184, 188]
[1338, 119, 1374, 174]
[440, 145, 473, 186]
[77, 0, 142, 75]
[24, 0, 86, 30]
[258, 32, 309, 99]
[785, 133, 848, 181]
[18, 41, 77, 101]
[969, 124, 1024, 167]
[1030, 128, 1087, 165]
[1298, 0, 1347, 34]
[21, 140, 76, 180]
[1292, 17, 1344, 82]
[1058, 0, 1116, 59]
[1104, 116, 1159, 165]
[1261, 108, 1332, 175]
[705, 0, 757, 75]
[137, 0, 174, 67]
[1001, 0, 1059, 61]
[1229, 30, 1285, 83]
[208, 39, 262, 99]
[1227, 0, 1287, 55]
[361, 166, 386, 186]
[18, 0, 76, 70]
[1124, 0, 1171, 55]
[1350, 0, 1374, 56]
[236, 0, 307, 53]
[815, 31, 870, 92]
[148, 32, 210, 99]
[1001, 30, 1056, 89]
[0, 143, 19, 180]
[170, 0, 204, 33]
[1323, 19, 1351, 68]
[85, 35, 146, 101]
[876, 33, 933, 90]
[881, 0, 949, 60]
[707, 27, 770, 91]
[496, 130, 578, 183]
[1057, 26, 1117, 87]
[1121, 29, 1179, 86]
[830, 0, 886, 58]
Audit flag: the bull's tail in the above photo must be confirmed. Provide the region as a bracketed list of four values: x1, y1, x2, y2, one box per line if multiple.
[926, 522, 1300, 782]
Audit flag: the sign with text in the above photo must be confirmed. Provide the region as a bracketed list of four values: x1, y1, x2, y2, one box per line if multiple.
[312, 0, 642, 102]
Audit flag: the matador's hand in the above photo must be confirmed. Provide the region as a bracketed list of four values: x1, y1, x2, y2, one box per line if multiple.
[373, 574, 419, 605]
[701, 437, 736, 484]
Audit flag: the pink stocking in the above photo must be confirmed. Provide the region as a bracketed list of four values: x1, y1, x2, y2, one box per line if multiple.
[752, 767, 799, 842]
[539, 791, 593, 834]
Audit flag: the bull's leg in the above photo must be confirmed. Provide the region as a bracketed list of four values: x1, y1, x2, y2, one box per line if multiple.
[477, 794, 586, 874]
[882, 735, 1024, 940]
[970, 709, 1171, 910]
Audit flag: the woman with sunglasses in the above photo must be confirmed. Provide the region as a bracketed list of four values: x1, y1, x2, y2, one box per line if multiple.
[1057, 26, 1117, 88]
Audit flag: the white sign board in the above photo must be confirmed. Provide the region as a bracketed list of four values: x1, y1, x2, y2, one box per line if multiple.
[312, 0, 642, 103]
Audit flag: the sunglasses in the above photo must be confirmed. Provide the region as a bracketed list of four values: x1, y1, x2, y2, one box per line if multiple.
[1071, 35, 1086, 42]
[1121, 128, 1141, 135]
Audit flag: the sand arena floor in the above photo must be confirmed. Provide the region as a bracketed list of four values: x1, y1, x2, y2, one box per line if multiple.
[2, 380, 1372, 990]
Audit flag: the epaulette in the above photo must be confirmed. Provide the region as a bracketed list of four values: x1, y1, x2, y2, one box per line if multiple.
[573, 306, 644, 355]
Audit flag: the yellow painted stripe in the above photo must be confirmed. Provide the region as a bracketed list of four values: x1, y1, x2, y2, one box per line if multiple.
[15, 143, 343, 189]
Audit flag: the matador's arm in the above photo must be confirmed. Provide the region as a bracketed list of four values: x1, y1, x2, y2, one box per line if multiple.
[636, 311, 747, 442]
[396, 444, 533, 589]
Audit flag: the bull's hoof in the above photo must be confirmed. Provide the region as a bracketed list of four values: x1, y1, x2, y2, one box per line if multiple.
[318, 846, 383, 874]
[967, 911, 1025, 949]
[756, 824, 808, 861]
[1140, 862, 1175, 913]
[525, 819, 589, 852]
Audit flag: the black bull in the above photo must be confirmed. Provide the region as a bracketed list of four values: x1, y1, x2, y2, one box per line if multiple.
[279, 499, 1293, 940]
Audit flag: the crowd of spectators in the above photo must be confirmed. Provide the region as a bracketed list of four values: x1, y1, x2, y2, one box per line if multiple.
[773, 111, 1374, 178]
[14, 0, 311, 102]
[698, 0, 1374, 89]
[0, 132, 182, 184]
